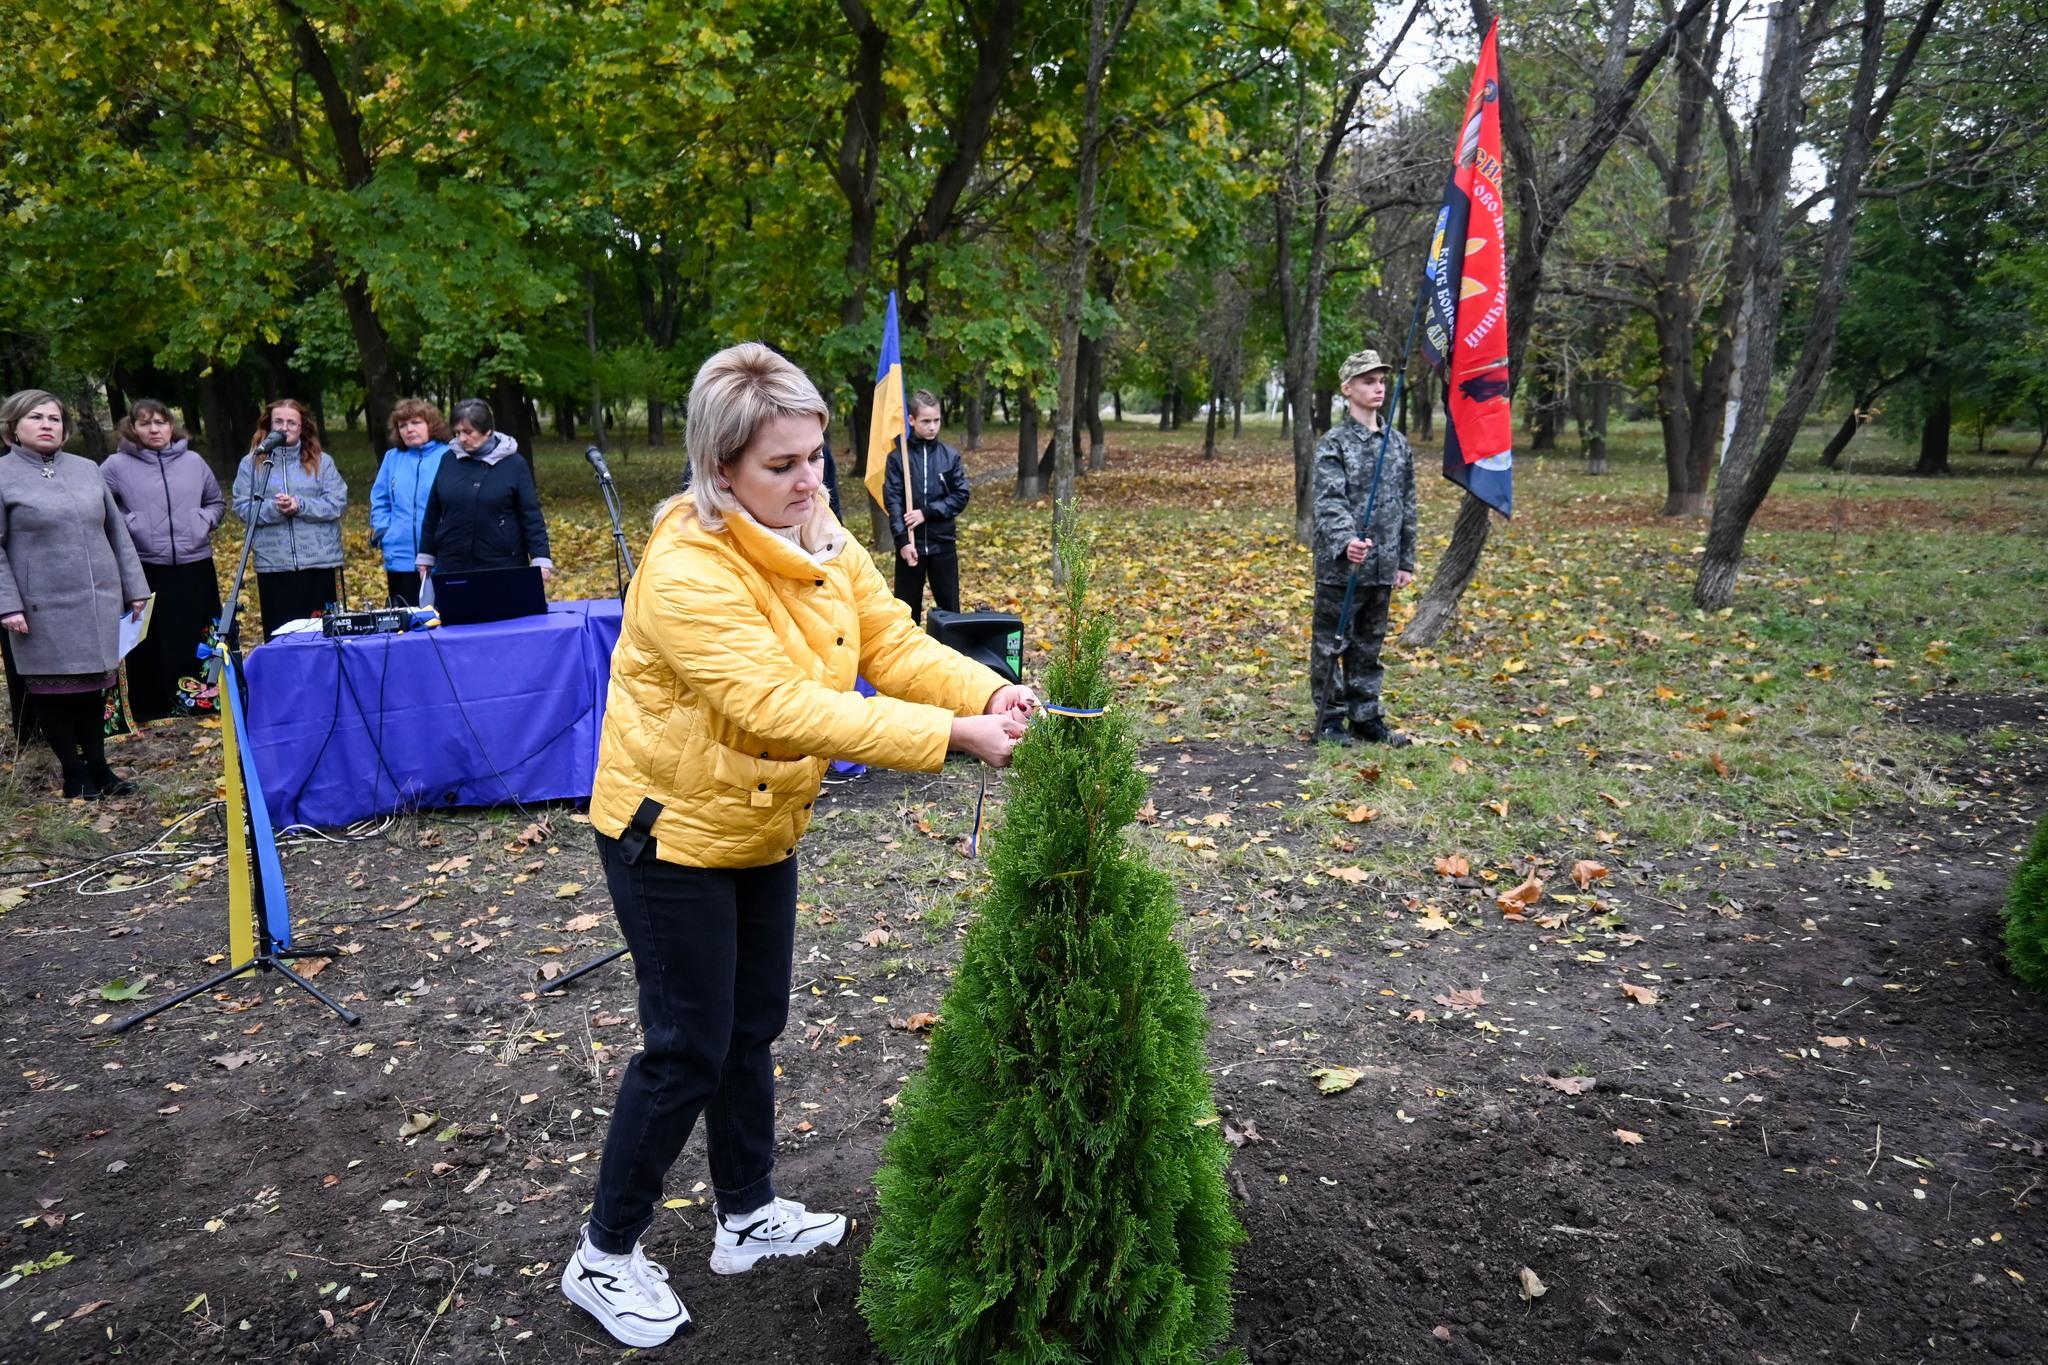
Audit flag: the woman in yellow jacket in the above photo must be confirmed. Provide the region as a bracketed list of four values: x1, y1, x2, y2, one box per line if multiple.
[562, 343, 1033, 1348]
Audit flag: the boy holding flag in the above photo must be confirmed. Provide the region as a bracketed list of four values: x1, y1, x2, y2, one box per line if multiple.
[1310, 349, 1417, 748]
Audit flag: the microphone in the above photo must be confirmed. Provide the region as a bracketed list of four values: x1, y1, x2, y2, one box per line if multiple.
[254, 430, 288, 460]
[584, 446, 614, 482]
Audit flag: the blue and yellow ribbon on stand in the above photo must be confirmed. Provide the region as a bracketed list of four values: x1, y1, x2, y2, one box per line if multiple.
[201, 639, 294, 967]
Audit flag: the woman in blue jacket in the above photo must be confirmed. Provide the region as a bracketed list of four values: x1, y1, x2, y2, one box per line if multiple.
[369, 399, 452, 606]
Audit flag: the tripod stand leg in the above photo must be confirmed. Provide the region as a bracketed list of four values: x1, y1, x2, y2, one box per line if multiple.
[537, 945, 630, 996]
[269, 958, 362, 1025]
[112, 960, 255, 1033]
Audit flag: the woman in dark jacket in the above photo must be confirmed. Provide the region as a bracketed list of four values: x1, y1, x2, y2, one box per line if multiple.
[0, 390, 151, 797]
[416, 398, 553, 587]
[102, 400, 225, 720]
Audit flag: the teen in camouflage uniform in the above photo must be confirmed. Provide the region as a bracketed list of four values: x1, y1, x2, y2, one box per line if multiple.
[1309, 348, 1416, 746]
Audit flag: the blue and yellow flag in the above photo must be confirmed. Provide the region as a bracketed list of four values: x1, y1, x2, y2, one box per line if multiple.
[864, 291, 909, 507]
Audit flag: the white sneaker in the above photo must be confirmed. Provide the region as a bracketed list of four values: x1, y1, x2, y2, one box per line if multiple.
[560, 1229, 691, 1348]
[709, 1196, 848, 1275]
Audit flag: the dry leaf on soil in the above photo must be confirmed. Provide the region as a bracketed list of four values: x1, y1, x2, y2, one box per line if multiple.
[1528, 1074, 1595, 1095]
[1569, 860, 1610, 889]
[1620, 982, 1661, 1006]
[1614, 1128, 1645, 1145]
[1309, 1066, 1364, 1095]
[1518, 1267, 1548, 1301]
[1433, 854, 1470, 878]
[1495, 875, 1543, 914]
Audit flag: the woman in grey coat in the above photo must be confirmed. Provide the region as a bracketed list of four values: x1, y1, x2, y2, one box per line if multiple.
[0, 390, 151, 797]
[230, 399, 348, 639]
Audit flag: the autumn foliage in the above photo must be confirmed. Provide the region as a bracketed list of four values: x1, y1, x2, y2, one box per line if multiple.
[860, 546, 1242, 1363]
[2005, 815, 2048, 994]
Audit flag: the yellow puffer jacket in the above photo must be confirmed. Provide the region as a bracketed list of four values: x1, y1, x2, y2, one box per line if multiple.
[589, 493, 1004, 868]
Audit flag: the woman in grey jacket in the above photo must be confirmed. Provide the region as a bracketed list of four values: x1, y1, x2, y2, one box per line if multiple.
[103, 400, 225, 720]
[0, 390, 151, 797]
[230, 399, 348, 640]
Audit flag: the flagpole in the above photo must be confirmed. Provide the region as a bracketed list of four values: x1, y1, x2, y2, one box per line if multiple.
[899, 427, 916, 518]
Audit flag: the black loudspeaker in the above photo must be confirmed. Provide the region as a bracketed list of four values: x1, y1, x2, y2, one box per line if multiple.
[926, 609, 1023, 684]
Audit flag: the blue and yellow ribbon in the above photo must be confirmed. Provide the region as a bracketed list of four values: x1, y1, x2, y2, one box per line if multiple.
[966, 701, 1108, 857]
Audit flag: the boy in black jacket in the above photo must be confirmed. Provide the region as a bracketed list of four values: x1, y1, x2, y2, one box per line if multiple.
[883, 389, 970, 623]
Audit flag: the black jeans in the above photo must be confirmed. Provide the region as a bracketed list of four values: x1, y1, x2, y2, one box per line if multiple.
[586, 832, 798, 1254]
[892, 545, 960, 625]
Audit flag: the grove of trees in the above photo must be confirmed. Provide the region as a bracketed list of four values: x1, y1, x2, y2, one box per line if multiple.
[2, 0, 2041, 618]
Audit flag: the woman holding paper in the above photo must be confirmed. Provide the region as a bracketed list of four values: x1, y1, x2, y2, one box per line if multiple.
[0, 389, 151, 797]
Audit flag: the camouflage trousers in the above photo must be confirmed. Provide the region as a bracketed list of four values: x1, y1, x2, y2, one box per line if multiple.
[1309, 580, 1393, 727]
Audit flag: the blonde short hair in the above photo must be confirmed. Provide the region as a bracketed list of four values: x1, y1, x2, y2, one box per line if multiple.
[683, 343, 830, 532]
[1, 389, 68, 447]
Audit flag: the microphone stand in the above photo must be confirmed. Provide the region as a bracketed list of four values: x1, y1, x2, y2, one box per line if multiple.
[589, 452, 635, 600]
[538, 451, 640, 997]
[118, 448, 357, 1031]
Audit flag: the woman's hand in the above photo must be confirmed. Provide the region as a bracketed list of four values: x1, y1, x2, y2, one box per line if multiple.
[1, 613, 25, 635]
[275, 491, 301, 517]
[538, 564, 554, 584]
[127, 600, 148, 621]
[950, 712, 1027, 768]
[985, 684, 1039, 723]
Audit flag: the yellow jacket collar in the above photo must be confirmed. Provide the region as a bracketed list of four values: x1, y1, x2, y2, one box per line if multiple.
[666, 494, 848, 580]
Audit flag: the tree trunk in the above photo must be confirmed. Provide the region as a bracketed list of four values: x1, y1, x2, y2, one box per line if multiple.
[1404, 495, 1493, 644]
[648, 399, 667, 447]
[1201, 353, 1222, 460]
[1586, 379, 1611, 475]
[1086, 340, 1106, 471]
[1015, 388, 1041, 499]
[279, 3, 400, 455]
[1111, 388, 1122, 421]
[1312, 385, 1333, 435]
[1695, 0, 1934, 608]
[585, 270, 606, 451]
[494, 375, 540, 469]
[965, 378, 983, 451]
[1916, 383, 1951, 475]
[1416, 369, 1434, 439]
[1409, 0, 1713, 645]
[1818, 408, 1859, 468]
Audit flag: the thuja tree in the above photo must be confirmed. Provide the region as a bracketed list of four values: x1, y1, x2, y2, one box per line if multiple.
[2006, 815, 2048, 994]
[861, 548, 1243, 1364]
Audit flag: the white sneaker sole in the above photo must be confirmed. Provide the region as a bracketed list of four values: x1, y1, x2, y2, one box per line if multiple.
[708, 1218, 847, 1275]
[560, 1258, 691, 1348]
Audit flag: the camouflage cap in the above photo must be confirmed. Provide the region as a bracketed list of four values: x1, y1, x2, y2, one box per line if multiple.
[1338, 349, 1392, 384]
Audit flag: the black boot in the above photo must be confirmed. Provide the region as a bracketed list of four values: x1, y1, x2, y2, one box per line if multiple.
[86, 764, 135, 798]
[72, 692, 135, 796]
[59, 757, 90, 799]
[1352, 716, 1412, 748]
[1313, 716, 1356, 747]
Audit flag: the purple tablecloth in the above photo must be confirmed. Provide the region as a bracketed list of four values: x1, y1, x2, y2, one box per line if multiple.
[244, 600, 622, 829]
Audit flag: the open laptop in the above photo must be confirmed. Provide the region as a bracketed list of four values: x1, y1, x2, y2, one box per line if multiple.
[430, 566, 548, 627]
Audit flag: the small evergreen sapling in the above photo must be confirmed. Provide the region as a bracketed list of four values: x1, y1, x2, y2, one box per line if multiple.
[861, 548, 1243, 1363]
[2005, 813, 2048, 993]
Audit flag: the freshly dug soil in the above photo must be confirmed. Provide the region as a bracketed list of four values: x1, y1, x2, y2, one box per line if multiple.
[0, 697, 2041, 1363]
